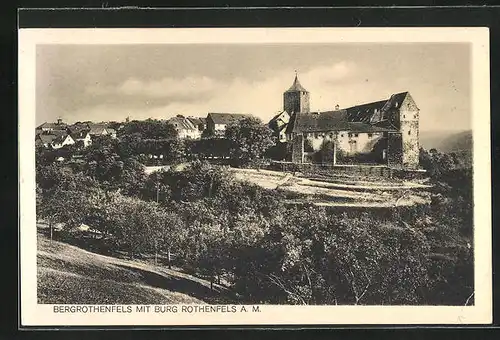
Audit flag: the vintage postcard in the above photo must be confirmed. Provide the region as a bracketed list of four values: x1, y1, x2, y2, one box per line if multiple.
[19, 27, 491, 326]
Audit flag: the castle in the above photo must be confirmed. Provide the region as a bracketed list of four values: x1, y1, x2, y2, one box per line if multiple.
[269, 75, 420, 169]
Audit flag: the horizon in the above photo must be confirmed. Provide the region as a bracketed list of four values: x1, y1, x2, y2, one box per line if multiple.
[36, 43, 472, 133]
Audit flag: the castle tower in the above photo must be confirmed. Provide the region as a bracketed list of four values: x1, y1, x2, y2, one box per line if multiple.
[283, 73, 310, 114]
[394, 92, 420, 169]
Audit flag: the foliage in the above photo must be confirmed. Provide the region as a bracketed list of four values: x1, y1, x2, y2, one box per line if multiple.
[36, 140, 475, 306]
[313, 140, 335, 164]
[225, 117, 275, 166]
[265, 142, 292, 161]
[118, 119, 178, 140]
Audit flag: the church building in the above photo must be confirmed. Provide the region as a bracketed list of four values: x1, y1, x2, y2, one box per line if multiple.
[269, 75, 420, 169]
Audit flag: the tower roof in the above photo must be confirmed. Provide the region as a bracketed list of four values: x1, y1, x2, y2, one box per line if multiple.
[285, 74, 308, 93]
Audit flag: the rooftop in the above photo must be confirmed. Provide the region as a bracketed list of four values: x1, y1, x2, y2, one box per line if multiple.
[207, 112, 252, 125]
[285, 74, 308, 93]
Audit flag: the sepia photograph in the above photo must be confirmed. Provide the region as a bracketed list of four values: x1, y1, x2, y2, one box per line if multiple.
[19, 27, 491, 326]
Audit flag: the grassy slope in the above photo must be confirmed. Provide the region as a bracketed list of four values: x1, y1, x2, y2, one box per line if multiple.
[37, 233, 234, 305]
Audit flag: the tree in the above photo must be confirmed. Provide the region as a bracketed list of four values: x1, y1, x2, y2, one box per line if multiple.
[314, 140, 335, 164]
[224, 117, 275, 166]
[118, 119, 178, 140]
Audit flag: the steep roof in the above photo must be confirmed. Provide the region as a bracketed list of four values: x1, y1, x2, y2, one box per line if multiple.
[70, 130, 89, 140]
[36, 134, 57, 144]
[186, 116, 207, 126]
[285, 75, 308, 93]
[88, 124, 107, 135]
[268, 111, 291, 133]
[168, 116, 197, 131]
[345, 91, 410, 125]
[284, 91, 413, 135]
[67, 124, 90, 134]
[36, 122, 67, 130]
[207, 113, 251, 125]
[52, 133, 71, 144]
[287, 109, 397, 134]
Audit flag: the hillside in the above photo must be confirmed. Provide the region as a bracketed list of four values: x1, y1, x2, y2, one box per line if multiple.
[420, 129, 472, 153]
[230, 168, 432, 208]
[37, 233, 235, 305]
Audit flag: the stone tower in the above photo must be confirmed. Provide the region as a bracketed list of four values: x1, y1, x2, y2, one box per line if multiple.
[283, 73, 310, 114]
[396, 92, 420, 169]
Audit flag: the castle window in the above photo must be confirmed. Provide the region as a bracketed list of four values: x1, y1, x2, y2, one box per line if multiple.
[414, 114, 417, 119]
[349, 141, 358, 153]
[348, 133, 352, 137]
[408, 130, 411, 135]
[368, 133, 373, 138]
[340, 133, 344, 137]
[354, 133, 358, 137]
[403, 115, 406, 119]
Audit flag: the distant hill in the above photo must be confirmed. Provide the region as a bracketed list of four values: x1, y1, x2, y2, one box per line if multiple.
[420, 130, 472, 153]
[420, 129, 473, 168]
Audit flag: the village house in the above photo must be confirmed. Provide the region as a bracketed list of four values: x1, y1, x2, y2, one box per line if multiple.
[168, 115, 202, 139]
[206, 112, 252, 136]
[187, 116, 207, 132]
[36, 129, 76, 149]
[69, 130, 92, 148]
[36, 118, 67, 134]
[88, 123, 117, 139]
[271, 75, 420, 169]
[35, 133, 57, 148]
[268, 110, 291, 143]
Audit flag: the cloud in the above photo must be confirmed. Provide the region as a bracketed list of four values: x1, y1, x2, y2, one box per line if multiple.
[61, 61, 360, 124]
[303, 61, 356, 84]
[86, 76, 218, 99]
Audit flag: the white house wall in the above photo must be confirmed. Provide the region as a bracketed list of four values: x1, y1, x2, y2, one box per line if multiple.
[304, 131, 385, 154]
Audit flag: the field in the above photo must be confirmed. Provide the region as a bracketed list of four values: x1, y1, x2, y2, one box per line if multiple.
[230, 167, 433, 208]
[37, 232, 235, 305]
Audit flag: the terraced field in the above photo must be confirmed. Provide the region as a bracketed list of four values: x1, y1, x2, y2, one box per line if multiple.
[230, 168, 432, 208]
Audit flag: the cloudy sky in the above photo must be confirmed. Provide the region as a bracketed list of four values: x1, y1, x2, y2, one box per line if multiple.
[36, 43, 471, 132]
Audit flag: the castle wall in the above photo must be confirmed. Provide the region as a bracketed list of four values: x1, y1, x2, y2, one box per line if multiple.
[399, 95, 420, 169]
[303, 131, 385, 155]
[387, 132, 403, 168]
[291, 134, 304, 163]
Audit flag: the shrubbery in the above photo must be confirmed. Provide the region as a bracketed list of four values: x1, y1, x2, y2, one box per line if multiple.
[36, 144, 474, 305]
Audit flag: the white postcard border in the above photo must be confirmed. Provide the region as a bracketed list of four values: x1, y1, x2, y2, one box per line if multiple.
[19, 27, 492, 326]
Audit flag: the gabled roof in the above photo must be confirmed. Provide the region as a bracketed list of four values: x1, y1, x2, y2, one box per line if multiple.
[268, 110, 290, 132]
[284, 91, 414, 135]
[36, 134, 57, 144]
[88, 124, 107, 135]
[285, 75, 308, 93]
[70, 130, 89, 140]
[67, 124, 89, 134]
[37, 122, 67, 129]
[287, 109, 397, 134]
[168, 116, 197, 131]
[186, 117, 206, 126]
[269, 110, 290, 123]
[52, 134, 71, 144]
[345, 91, 411, 125]
[207, 113, 251, 125]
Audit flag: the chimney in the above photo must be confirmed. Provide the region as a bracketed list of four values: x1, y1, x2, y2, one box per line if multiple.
[56, 118, 62, 125]
[335, 104, 340, 110]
